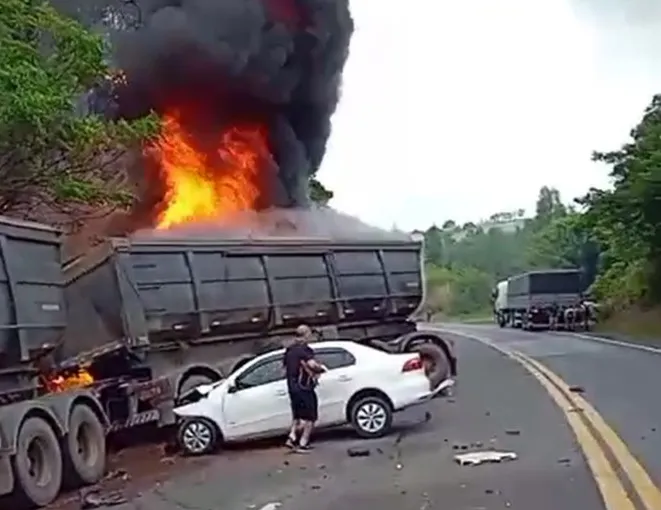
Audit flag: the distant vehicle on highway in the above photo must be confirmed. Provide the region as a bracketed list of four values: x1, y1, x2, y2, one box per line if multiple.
[492, 269, 592, 330]
[173, 341, 453, 455]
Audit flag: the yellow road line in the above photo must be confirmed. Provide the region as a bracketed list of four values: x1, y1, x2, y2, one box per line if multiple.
[505, 350, 636, 510]
[516, 351, 661, 510]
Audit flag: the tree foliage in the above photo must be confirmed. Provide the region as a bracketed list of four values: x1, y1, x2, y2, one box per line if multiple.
[422, 93, 661, 318]
[579, 94, 661, 306]
[0, 0, 156, 215]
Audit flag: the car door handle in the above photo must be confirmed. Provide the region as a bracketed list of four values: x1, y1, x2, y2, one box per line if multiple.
[338, 375, 352, 382]
[275, 390, 287, 397]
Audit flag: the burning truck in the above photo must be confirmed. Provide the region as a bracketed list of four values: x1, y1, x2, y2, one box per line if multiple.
[0, 0, 457, 507]
[0, 217, 456, 507]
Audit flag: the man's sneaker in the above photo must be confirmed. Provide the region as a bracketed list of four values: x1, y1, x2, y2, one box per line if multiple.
[285, 437, 297, 450]
[294, 444, 313, 453]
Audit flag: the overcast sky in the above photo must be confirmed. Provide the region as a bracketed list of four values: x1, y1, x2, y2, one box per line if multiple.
[317, 0, 661, 231]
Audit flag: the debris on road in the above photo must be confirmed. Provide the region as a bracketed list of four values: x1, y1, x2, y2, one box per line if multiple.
[347, 447, 371, 457]
[80, 489, 128, 509]
[568, 385, 585, 393]
[505, 429, 521, 436]
[253, 503, 281, 510]
[103, 468, 130, 482]
[454, 450, 518, 466]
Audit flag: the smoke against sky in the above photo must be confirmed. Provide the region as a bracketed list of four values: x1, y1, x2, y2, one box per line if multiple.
[53, 0, 661, 231]
[569, 0, 661, 75]
[316, 0, 661, 230]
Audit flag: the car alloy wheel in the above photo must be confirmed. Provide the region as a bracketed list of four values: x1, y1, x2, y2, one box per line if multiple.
[356, 401, 388, 434]
[178, 418, 217, 456]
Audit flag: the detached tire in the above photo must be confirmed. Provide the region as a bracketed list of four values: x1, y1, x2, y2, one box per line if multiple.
[11, 416, 63, 507]
[63, 405, 106, 487]
[177, 417, 220, 456]
[349, 395, 393, 439]
[412, 343, 450, 390]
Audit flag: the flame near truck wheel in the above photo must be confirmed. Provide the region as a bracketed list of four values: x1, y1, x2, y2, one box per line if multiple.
[0, 215, 456, 507]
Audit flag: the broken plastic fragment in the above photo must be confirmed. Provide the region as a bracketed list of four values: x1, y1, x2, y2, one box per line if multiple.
[454, 450, 517, 466]
[257, 503, 281, 510]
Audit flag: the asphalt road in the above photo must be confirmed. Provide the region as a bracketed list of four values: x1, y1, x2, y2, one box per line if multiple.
[89, 325, 645, 510]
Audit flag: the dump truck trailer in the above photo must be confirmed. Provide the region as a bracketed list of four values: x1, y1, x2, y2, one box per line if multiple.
[495, 269, 587, 330]
[0, 216, 455, 507]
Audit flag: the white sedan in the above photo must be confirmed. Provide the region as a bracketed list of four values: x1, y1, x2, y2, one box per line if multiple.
[173, 340, 454, 455]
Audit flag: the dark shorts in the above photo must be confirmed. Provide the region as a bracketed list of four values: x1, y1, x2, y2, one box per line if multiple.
[288, 388, 318, 422]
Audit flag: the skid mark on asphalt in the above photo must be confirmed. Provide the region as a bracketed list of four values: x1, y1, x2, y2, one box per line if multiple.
[446, 328, 661, 510]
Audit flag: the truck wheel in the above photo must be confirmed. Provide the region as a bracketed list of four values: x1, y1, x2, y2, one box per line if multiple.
[349, 395, 393, 438]
[63, 404, 106, 487]
[412, 343, 450, 390]
[178, 375, 216, 401]
[11, 416, 63, 507]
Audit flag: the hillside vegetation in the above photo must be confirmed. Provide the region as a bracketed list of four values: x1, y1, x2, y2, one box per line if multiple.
[422, 94, 661, 333]
[3, 3, 661, 336]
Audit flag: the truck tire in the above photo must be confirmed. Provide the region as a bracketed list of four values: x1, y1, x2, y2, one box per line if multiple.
[177, 375, 217, 402]
[11, 416, 63, 507]
[63, 404, 106, 487]
[411, 343, 450, 390]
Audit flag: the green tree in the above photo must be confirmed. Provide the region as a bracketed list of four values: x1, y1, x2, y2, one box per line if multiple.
[0, 0, 156, 214]
[532, 186, 567, 231]
[580, 94, 661, 304]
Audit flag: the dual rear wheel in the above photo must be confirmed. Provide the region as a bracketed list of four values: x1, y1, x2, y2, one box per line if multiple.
[10, 404, 106, 508]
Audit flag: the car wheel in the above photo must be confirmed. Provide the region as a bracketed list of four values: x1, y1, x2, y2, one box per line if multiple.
[350, 395, 393, 439]
[177, 417, 220, 456]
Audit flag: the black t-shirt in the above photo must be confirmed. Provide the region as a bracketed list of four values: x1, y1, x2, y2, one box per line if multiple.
[284, 343, 316, 392]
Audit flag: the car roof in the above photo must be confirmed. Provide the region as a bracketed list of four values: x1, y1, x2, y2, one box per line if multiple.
[260, 340, 373, 358]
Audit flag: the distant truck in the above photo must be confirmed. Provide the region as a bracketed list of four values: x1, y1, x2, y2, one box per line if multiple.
[0, 216, 456, 507]
[493, 269, 591, 330]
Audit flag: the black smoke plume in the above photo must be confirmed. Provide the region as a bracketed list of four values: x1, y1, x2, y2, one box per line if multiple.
[94, 0, 353, 214]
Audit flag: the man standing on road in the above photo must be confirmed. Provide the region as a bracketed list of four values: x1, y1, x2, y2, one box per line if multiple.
[284, 324, 326, 453]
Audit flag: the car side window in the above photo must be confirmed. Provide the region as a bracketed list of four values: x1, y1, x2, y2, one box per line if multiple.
[316, 348, 356, 370]
[237, 357, 285, 389]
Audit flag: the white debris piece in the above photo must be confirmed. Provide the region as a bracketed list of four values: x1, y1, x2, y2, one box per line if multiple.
[454, 450, 518, 466]
[254, 503, 281, 510]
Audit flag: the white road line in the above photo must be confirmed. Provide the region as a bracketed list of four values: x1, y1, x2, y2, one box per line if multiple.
[433, 323, 661, 355]
[551, 331, 661, 355]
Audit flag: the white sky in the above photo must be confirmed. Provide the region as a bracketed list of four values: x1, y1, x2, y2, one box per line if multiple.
[317, 0, 661, 231]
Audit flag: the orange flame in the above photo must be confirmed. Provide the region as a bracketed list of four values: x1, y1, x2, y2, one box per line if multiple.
[147, 111, 268, 229]
[42, 368, 94, 393]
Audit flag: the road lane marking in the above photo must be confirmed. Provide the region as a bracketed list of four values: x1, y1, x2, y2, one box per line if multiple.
[440, 328, 661, 510]
[554, 331, 661, 355]
[516, 351, 661, 510]
[506, 351, 635, 510]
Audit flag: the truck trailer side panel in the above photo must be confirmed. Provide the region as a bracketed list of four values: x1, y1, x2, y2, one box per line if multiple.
[60, 237, 424, 365]
[0, 217, 66, 372]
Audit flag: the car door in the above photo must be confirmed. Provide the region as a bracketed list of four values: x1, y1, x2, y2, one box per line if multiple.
[221, 355, 291, 440]
[314, 347, 359, 426]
